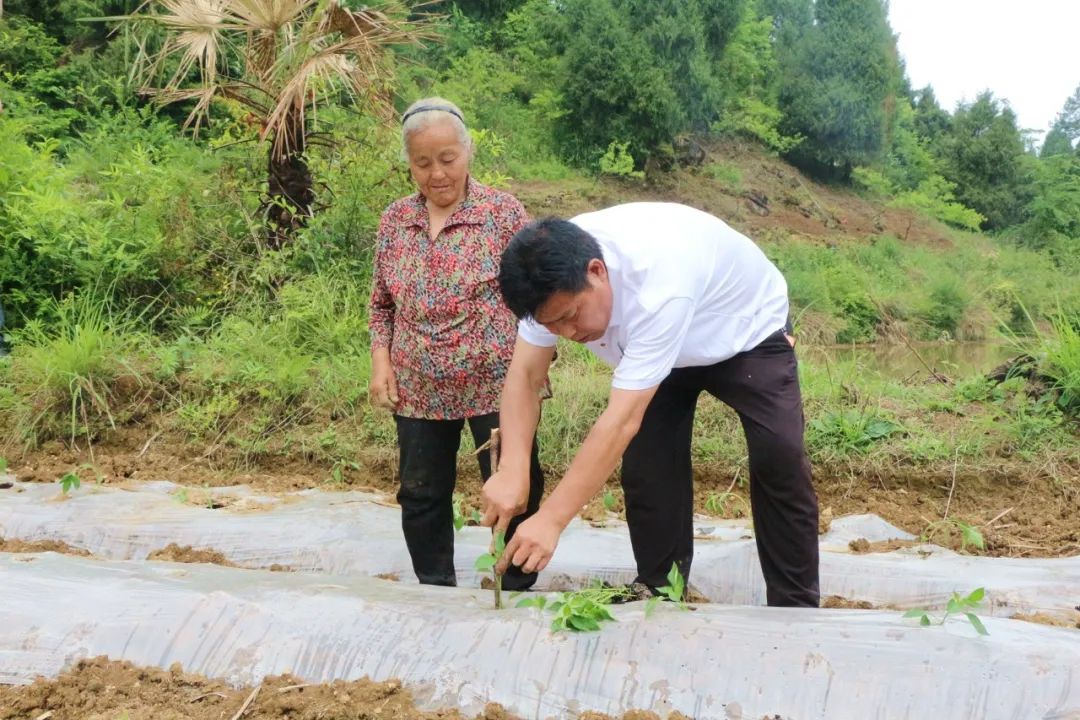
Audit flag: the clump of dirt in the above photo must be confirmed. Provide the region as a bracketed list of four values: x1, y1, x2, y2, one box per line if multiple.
[848, 538, 871, 553]
[0, 658, 702, 719]
[146, 543, 235, 567]
[0, 536, 91, 557]
[817, 506, 833, 534]
[376, 572, 401, 581]
[848, 538, 922, 554]
[821, 596, 877, 610]
[1012, 611, 1080, 630]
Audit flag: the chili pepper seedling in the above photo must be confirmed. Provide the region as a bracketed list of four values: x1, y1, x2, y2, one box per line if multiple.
[903, 587, 989, 635]
[646, 562, 689, 617]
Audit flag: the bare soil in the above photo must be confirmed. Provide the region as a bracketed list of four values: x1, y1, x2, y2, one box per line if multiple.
[0, 536, 91, 556]
[147, 543, 236, 567]
[0, 657, 693, 720]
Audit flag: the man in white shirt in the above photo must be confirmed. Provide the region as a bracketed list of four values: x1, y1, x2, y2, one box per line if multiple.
[482, 202, 819, 607]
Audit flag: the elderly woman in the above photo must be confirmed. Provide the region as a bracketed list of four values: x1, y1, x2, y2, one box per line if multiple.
[368, 98, 545, 589]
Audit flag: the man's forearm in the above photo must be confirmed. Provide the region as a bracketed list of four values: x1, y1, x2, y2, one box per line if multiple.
[540, 409, 640, 528]
[498, 372, 542, 475]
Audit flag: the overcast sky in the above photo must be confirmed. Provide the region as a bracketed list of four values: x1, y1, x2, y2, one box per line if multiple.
[888, 0, 1080, 139]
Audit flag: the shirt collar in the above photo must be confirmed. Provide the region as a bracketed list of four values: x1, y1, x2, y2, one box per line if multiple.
[402, 176, 489, 230]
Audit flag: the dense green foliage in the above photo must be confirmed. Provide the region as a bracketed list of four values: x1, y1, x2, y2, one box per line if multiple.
[0, 1, 1077, 478]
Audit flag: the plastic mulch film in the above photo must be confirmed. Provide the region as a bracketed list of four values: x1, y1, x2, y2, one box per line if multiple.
[1, 479, 1078, 618]
[2, 552, 1078, 719]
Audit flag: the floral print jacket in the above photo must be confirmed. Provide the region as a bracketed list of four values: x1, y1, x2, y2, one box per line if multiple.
[369, 178, 527, 419]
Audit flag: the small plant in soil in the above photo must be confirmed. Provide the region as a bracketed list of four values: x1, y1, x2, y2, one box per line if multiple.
[921, 518, 985, 553]
[602, 488, 617, 511]
[704, 491, 750, 518]
[329, 458, 360, 485]
[474, 529, 506, 609]
[60, 471, 81, 495]
[518, 582, 629, 633]
[903, 587, 989, 635]
[646, 563, 689, 617]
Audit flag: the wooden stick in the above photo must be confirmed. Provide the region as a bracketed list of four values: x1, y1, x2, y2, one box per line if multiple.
[489, 428, 503, 610]
[229, 685, 261, 720]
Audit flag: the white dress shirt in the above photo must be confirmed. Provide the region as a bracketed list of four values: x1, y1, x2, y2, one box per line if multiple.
[517, 202, 789, 390]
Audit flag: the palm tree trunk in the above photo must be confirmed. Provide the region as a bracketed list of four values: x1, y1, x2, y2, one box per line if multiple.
[265, 110, 314, 250]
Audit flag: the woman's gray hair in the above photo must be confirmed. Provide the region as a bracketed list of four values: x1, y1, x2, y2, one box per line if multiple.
[401, 97, 472, 159]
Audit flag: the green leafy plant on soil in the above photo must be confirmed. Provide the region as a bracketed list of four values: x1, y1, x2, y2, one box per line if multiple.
[646, 563, 689, 617]
[329, 459, 360, 486]
[704, 491, 751, 518]
[921, 518, 986, 553]
[602, 488, 617, 511]
[517, 582, 630, 633]
[60, 471, 81, 495]
[475, 529, 506, 609]
[903, 587, 989, 636]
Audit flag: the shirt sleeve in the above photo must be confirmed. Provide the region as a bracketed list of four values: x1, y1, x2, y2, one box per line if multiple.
[517, 317, 558, 348]
[368, 213, 395, 351]
[612, 297, 695, 390]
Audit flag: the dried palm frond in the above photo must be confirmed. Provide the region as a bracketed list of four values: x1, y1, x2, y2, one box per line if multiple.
[128, 0, 431, 158]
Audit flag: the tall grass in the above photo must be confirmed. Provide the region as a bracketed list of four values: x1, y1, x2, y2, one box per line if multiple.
[0, 291, 152, 446]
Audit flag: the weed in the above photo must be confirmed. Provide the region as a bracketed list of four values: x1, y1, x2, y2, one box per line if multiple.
[704, 491, 750, 519]
[602, 488, 617, 511]
[903, 588, 989, 636]
[807, 408, 900, 458]
[329, 458, 360, 486]
[921, 518, 985, 553]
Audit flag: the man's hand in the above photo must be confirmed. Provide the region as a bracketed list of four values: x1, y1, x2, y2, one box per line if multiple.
[497, 511, 563, 574]
[369, 350, 399, 410]
[481, 470, 529, 533]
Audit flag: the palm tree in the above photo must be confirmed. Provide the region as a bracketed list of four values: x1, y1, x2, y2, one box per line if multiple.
[129, 0, 429, 249]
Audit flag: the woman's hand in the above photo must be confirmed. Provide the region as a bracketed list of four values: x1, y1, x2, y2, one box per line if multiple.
[369, 348, 399, 410]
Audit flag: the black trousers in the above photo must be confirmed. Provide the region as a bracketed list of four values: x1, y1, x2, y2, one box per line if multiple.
[621, 330, 820, 607]
[394, 412, 545, 590]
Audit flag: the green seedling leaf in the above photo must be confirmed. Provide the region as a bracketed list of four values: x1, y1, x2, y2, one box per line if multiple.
[959, 523, 985, 551]
[965, 612, 989, 636]
[516, 595, 548, 610]
[645, 596, 661, 618]
[470, 509, 483, 524]
[920, 615, 931, 626]
[60, 472, 81, 495]
[474, 554, 496, 572]
[946, 597, 962, 614]
[903, 608, 928, 618]
[568, 615, 601, 632]
[493, 530, 506, 555]
[966, 587, 986, 604]
[0, 457, 7, 473]
[452, 495, 466, 532]
[603, 489, 616, 511]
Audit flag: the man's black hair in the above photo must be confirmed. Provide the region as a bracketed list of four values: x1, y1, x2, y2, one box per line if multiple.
[499, 218, 603, 319]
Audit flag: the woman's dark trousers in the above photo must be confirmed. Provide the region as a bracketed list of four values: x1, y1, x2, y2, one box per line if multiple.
[394, 412, 545, 590]
[620, 330, 820, 607]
